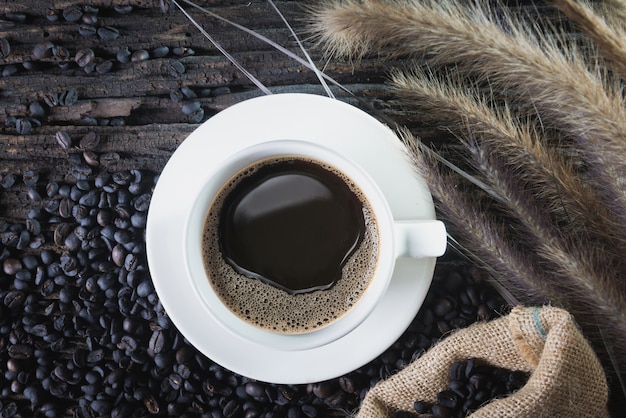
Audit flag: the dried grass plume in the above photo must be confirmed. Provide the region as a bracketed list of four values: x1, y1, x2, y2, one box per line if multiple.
[312, 0, 626, 412]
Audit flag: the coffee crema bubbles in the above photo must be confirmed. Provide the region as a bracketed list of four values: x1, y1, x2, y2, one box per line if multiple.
[201, 156, 380, 334]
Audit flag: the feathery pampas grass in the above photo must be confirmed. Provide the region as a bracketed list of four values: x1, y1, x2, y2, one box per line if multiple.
[312, 0, 626, 412]
[547, 0, 626, 77]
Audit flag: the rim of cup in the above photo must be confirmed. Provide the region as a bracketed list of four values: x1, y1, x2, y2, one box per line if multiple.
[184, 139, 397, 351]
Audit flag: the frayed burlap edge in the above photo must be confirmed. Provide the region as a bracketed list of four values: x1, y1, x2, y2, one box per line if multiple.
[355, 306, 609, 417]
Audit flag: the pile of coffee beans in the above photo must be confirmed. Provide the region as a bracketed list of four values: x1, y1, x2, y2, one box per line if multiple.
[390, 358, 529, 418]
[1, 150, 511, 417]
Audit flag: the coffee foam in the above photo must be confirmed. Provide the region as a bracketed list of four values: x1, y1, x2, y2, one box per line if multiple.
[201, 156, 379, 334]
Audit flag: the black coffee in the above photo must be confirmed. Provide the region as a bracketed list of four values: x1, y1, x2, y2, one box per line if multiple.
[219, 159, 364, 295]
[201, 156, 379, 334]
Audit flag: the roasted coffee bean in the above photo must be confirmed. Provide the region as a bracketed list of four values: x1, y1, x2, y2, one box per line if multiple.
[43, 92, 60, 107]
[144, 394, 160, 414]
[0, 173, 16, 188]
[245, 382, 265, 398]
[78, 24, 97, 37]
[81, 12, 98, 25]
[64, 232, 81, 251]
[70, 186, 83, 202]
[52, 45, 71, 63]
[189, 107, 204, 123]
[131, 49, 150, 62]
[60, 88, 78, 106]
[113, 229, 130, 244]
[22, 170, 39, 186]
[3, 258, 22, 275]
[15, 118, 32, 135]
[0, 401, 19, 418]
[124, 253, 138, 271]
[112, 171, 131, 185]
[213, 86, 231, 96]
[1, 231, 18, 247]
[41, 198, 60, 215]
[132, 193, 151, 212]
[82, 5, 99, 14]
[16, 230, 31, 250]
[130, 212, 147, 229]
[0, 37, 10, 58]
[23, 61, 38, 71]
[83, 59, 97, 74]
[100, 152, 120, 165]
[432, 404, 454, 418]
[98, 26, 120, 41]
[223, 399, 241, 417]
[170, 89, 184, 102]
[152, 45, 170, 58]
[75, 48, 95, 68]
[168, 60, 185, 77]
[160, 0, 172, 13]
[433, 297, 455, 317]
[118, 335, 138, 351]
[29, 101, 46, 117]
[45, 8, 59, 21]
[62, 5, 83, 22]
[172, 46, 195, 56]
[110, 117, 125, 126]
[27, 187, 42, 203]
[437, 390, 459, 409]
[2, 65, 18, 79]
[4, 116, 17, 128]
[8, 344, 33, 359]
[87, 349, 104, 363]
[71, 165, 92, 180]
[81, 151, 98, 167]
[128, 181, 143, 195]
[25, 218, 41, 235]
[181, 100, 201, 115]
[33, 41, 54, 59]
[136, 281, 152, 298]
[447, 379, 468, 398]
[79, 190, 99, 207]
[116, 47, 131, 63]
[114, 5, 133, 14]
[90, 400, 112, 416]
[72, 203, 92, 220]
[95, 59, 113, 74]
[149, 330, 165, 354]
[180, 85, 197, 99]
[55, 130, 72, 149]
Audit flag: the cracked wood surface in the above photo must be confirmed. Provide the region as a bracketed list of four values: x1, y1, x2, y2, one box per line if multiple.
[0, 1, 405, 179]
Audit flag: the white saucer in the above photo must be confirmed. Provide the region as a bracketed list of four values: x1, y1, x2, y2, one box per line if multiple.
[146, 93, 438, 384]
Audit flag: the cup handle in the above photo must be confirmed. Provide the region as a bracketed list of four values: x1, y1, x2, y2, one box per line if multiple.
[394, 220, 447, 258]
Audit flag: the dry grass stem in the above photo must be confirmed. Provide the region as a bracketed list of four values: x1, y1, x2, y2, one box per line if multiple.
[391, 69, 626, 256]
[547, 0, 626, 77]
[606, 0, 626, 23]
[313, 0, 626, 230]
[402, 136, 552, 302]
[465, 140, 626, 327]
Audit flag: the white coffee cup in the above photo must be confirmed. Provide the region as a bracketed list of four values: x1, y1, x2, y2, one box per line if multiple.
[184, 139, 446, 351]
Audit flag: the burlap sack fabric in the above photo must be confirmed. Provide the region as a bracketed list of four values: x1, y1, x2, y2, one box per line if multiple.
[356, 306, 609, 417]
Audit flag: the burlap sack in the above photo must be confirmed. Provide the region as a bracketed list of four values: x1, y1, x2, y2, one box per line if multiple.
[356, 306, 609, 417]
